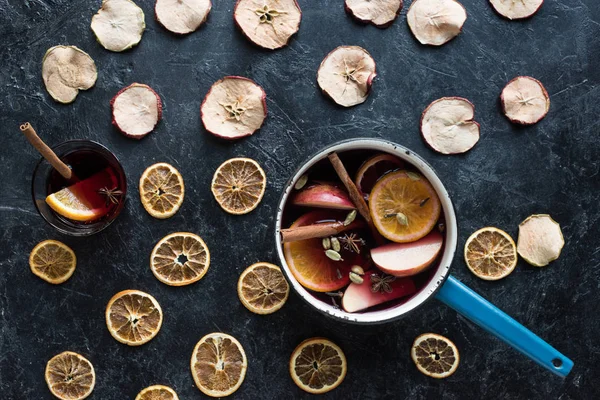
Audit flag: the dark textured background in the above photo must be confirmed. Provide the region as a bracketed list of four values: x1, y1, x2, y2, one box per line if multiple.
[1, 0, 599, 398]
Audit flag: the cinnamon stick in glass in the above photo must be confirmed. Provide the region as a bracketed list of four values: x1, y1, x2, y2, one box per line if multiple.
[20, 122, 72, 179]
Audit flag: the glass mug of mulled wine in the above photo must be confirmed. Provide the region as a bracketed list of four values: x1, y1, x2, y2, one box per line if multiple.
[275, 138, 573, 377]
[31, 139, 127, 236]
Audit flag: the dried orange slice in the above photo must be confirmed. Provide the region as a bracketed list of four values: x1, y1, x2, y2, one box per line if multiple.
[139, 163, 185, 219]
[211, 157, 266, 215]
[411, 333, 459, 379]
[464, 227, 517, 280]
[135, 385, 179, 400]
[150, 232, 210, 286]
[29, 240, 76, 284]
[354, 153, 403, 196]
[369, 170, 441, 243]
[190, 332, 247, 397]
[45, 351, 95, 400]
[289, 338, 347, 394]
[105, 290, 163, 346]
[237, 262, 289, 314]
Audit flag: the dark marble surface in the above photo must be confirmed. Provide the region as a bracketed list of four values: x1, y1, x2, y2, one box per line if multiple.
[1, 0, 599, 399]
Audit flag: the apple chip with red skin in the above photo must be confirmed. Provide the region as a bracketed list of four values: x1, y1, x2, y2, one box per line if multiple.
[421, 97, 480, 155]
[111, 83, 162, 139]
[407, 0, 467, 46]
[234, 0, 302, 50]
[155, 0, 211, 34]
[317, 46, 377, 108]
[490, 0, 543, 20]
[501, 76, 550, 125]
[345, 0, 403, 28]
[201, 76, 267, 140]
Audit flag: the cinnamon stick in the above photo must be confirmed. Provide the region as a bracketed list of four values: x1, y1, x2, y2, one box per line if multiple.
[20, 122, 72, 179]
[328, 152, 383, 243]
[281, 220, 364, 243]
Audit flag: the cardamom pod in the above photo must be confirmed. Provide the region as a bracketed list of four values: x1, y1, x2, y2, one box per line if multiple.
[322, 237, 331, 250]
[325, 249, 342, 261]
[349, 272, 364, 285]
[331, 237, 341, 252]
[396, 212, 409, 226]
[294, 174, 308, 190]
[343, 210, 357, 226]
[351, 265, 364, 276]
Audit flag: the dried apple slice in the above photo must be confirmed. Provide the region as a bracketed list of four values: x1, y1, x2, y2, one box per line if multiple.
[421, 97, 480, 154]
[201, 76, 267, 140]
[155, 0, 211, 34]
[517, 214, 564, 267]
[407, 0, 467, 46]
[501, 76, 550, 125]
[91, 0, 146, 52]
[345, 0, 403, 27]
[111, 83, 162, 139]
[342, 273, 416, 313]
[371, 231, 443, 277]
[490, 0, 543, 20]
[234, 0, 302, 50]
[317, 46, 376, 107]
[42, 46, 97, 104]
[291, 182, 355, 210]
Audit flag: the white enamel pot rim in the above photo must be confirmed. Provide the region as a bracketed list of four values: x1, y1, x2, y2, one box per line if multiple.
[274, 138, 458, 325]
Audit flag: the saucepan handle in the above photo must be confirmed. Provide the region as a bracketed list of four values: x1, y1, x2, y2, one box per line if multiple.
[435, 275, 573, 377]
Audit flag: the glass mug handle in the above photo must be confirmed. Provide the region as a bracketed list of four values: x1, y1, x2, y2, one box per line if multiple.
[435, 275, 573, 377]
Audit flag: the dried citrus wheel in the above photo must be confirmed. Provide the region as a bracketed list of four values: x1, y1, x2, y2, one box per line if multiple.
[354, 153, 403, 196]
[237, 262, 289, 314]
[464, 227, 517, 280]
[369, 170, 441, 243]
[139, 163, 185, 219]
[289, 338, 347, 394]
[150, 232, 210, 286]
[29, 240, 76, 284]
[135, 385, 179, 400]
[411, 333, 459, 379]
[211, 157, 266, 215]
[105, 290, 163, 346]
[45, 351, 95, 400]
[190, 333, 247, 397]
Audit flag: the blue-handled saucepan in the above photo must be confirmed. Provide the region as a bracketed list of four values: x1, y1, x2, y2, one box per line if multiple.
[275, 138, 573, 377]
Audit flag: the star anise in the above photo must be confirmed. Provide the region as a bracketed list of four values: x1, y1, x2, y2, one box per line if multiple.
[338, 233, 365, 254]
[370, 273, 396, 294]
[97, 187, 123, 207]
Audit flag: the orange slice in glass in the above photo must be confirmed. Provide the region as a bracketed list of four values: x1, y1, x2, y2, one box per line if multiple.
[289, 338, 347, 394]
[150, 232, 210, 286]
[369, 170, 441, 243]
[411, 333, 460, 379]
[46, 168, 117, 222]
[105, 290, 163, 346]
[135, 385, 179, 400]
[237, 262, 290, 314]
[190, 332, 247, 397]
[464, 227, 517, 280]
[45, 351, 95, 400]
[354, 153, 403, 196]
[139, 163, 185, 219]
[211, 157, 266, 215]
[283, 211, 367, 292]
[29, 240, 76, 284]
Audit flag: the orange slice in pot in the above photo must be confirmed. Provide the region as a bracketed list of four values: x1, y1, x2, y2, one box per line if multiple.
[369, 170, 441, 243]
[354, 153, 403, 196]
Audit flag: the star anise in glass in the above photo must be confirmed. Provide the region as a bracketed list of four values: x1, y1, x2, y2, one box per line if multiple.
[370, 273, 396, 294]
[338, 233, 365, 254]
[97, 187, 123, 207]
